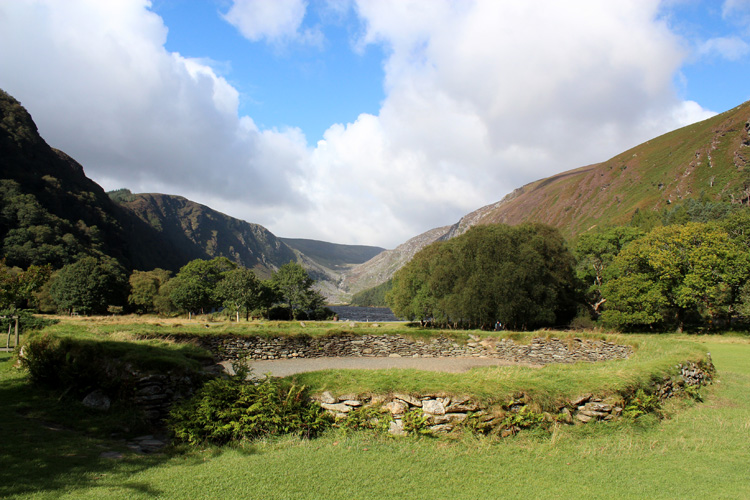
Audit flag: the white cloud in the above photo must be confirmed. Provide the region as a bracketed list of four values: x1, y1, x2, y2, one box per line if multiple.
[222, 0, 322, 46]
[0, 0, 309, 212]
[289, 0, 714, 245]
[0, 0, 719, 249]
[698, 36, 750, 60]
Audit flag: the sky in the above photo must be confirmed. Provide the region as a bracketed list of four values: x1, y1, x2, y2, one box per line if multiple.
[1, 0, 749, 249]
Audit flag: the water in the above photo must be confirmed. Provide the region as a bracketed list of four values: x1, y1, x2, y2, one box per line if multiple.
[328, 305, 402, 322]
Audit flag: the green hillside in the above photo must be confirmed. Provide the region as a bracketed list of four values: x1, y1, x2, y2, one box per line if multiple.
[471, 101, 750, 237]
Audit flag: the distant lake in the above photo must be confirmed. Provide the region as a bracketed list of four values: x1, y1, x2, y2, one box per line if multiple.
[328, 306, 402, 322]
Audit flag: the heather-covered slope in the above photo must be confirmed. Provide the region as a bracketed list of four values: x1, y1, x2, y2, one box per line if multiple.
[460, 101, 750, 237]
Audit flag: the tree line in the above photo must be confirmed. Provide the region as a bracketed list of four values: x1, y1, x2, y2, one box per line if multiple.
[0, 257, 331, 321]
[388, 202, 750, 332]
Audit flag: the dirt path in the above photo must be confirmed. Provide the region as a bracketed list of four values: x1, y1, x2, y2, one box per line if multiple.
[221, 356, 540, 378]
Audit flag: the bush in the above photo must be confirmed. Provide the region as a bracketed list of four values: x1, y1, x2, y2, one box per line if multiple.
[0, 310, 58, 335]
[168, 375, 332, 445]
[20, 333, 117, 397]
[402, 408, 431, 435]
[623, 389, 661, 419]
[341, 405, 392, 432]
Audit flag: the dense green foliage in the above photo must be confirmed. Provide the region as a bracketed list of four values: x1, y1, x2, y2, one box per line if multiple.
[169, 257, 236, 318]
[350, 279, 393, 307]
[601, 223, 750, 330]
[168, 374, 331, 445]
[271, 262, 326, 320]
[48, 256, 128, 315]
[216, 267, 263, 321]
[0, 258, 51, 311]
[127, 268, 171, 314]
[388, 223, 578, 330]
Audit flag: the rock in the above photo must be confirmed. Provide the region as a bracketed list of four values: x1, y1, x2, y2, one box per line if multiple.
[570, 394, 592, 407]
[389, 420, 406, 436]
[422, 400, 446, 415]
[429, 424, 454, 433]
[100, 451, 124, 459]
[342, 400, 362, 407]
[559, 407, 574, 424]
[321, 403, 352, 413]
[575, 413, 593, 423]
[393, 393, 422, 407]
[385, 400, 409, 416]
[370, 394, 387, 405]
[446, 403, 478, 413]
[82, 390, 111, 411]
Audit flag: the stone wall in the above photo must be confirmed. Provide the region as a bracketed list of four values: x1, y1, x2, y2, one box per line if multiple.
[199, 333, 633, 365]
[312, 359, 714, 435]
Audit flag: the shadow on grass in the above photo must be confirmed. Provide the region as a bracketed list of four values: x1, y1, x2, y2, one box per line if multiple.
[0, 373, 174, 498]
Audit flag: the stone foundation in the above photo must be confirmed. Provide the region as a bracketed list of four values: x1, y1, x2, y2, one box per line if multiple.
[199, 333, 633, 365]
[312, 359, 714, 435]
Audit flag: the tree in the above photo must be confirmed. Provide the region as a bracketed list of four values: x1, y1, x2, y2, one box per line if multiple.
[388, 223, 578, 330]
[170, 257, 236, 319]
[601, 222, 750, 331]
[0, 259, 52, 312]
[216, 267, 262, 322]
[574, 226, 644, 316]
[271, 262, 325, 320]
[128, 268, 171, 314]
[48, 256, 128, 315]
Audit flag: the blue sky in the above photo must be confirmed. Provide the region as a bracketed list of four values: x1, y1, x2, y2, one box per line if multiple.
[153, 0, 387, 140]
[0, 0, 749, 248]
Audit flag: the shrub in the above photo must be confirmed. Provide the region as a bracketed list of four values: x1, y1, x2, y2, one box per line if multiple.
[341, 405, 393, 432]
[623, 389, 661, 419]
[500, 405, 545, 431]
[401, 408, 431, 435]
[20, 333, 117, 396]
[168, 375, 332, 445]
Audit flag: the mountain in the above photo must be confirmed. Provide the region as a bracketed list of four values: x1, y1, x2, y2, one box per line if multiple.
[0, 88, 166, 270]
[111, 191, 297, 277]
[0, 89, 375, 296]
[280, 238, 384, 271]
[348, 100, 750, 292]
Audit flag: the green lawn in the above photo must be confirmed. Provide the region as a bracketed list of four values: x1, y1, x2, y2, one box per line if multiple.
[1, 334, 748, 499]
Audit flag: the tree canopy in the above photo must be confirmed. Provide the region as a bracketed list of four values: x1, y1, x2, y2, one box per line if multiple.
[169, 257, 236, 318]
[388, 223, 578, 330]
[271, 262, 325, 320]
[48, 256, 128, 315]
[601, 222, 750, 331]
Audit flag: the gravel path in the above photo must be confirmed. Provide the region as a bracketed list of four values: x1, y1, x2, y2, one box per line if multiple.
[221, 356, 539, 378]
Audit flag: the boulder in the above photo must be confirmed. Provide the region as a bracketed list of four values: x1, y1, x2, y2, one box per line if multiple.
[82, 390, 111, 411]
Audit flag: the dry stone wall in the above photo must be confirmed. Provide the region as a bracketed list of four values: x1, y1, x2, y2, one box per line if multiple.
[313, 360, 714, 435]
[199, 333, 633, 364]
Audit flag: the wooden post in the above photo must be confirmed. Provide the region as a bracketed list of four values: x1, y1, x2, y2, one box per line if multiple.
[14, 316, 19, 348]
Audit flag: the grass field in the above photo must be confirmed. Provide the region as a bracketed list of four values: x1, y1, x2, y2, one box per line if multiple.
[1, 321, 748, 499]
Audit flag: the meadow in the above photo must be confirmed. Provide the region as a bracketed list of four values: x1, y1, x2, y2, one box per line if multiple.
[1, 318, 748, 499]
